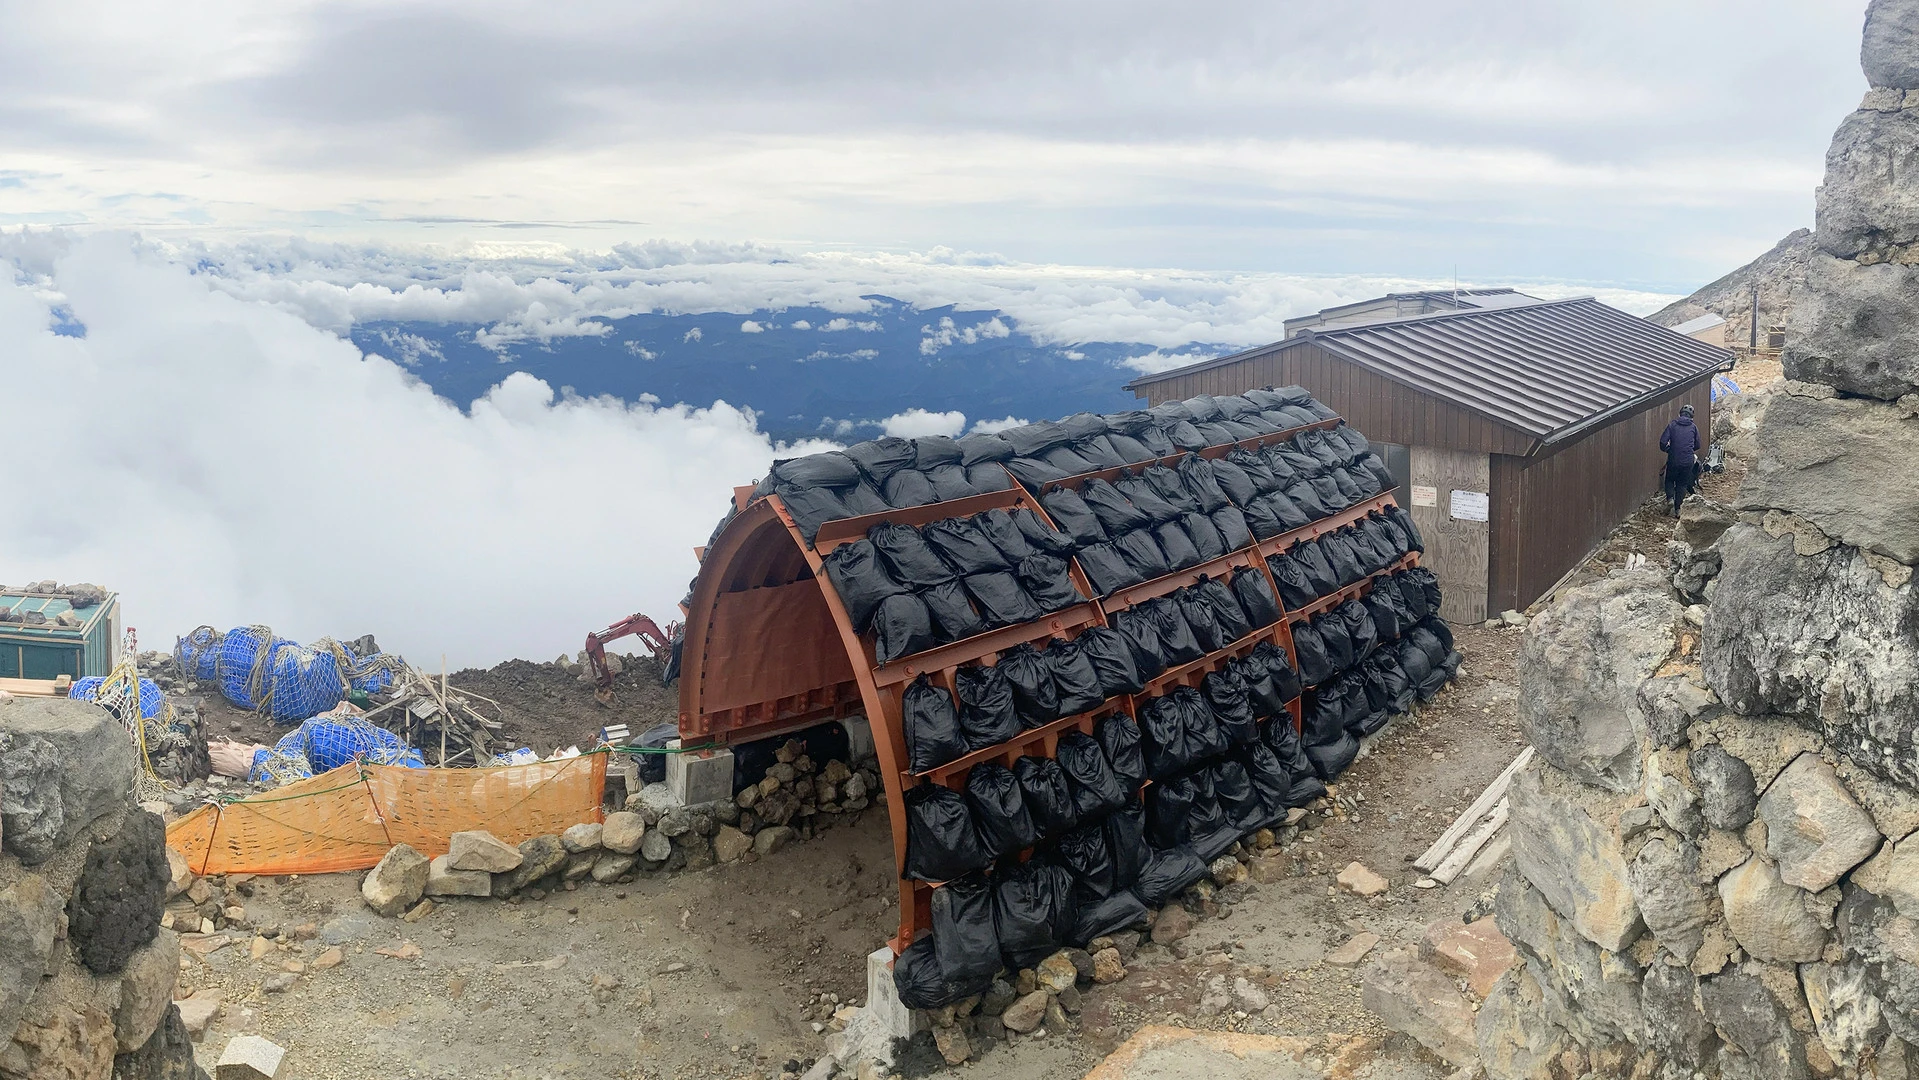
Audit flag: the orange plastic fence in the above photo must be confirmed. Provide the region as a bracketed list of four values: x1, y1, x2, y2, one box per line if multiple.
[165, 754, 607, 877]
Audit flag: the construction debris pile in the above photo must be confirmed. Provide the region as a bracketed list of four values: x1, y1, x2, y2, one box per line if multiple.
[0, 579, 110, 623]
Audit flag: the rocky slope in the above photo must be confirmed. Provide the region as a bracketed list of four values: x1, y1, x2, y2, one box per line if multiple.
[1648, 229, 1814, 343]
[1459, 4, 1919, 1077]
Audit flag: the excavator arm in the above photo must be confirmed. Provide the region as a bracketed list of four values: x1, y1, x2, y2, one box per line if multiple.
[585, 613, 680, 703]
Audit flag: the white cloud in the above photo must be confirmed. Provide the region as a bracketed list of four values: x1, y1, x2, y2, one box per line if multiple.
[740, 319, 764, 332]
[0, 233, 835, 667]
[879, 408, 968, 438]
[820, 318, 881, 332]
[920, 314, 1012, 355]
[683, 326, 703, 342]
[624, 341, 657, 359]
[969, 416, 1028, 434]
[1121, 349, 1218, 375]
[790, 319, 812, 330]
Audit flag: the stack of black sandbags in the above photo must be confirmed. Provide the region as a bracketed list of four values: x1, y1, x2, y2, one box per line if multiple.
[820, 509, 1085, 663]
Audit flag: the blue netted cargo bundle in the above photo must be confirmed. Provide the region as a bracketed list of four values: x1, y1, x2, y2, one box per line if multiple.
[174, 626, 223, 682]
[69, 675, 164, 719]
[249, 747, 314, 786]
[265, 642, 346, 723]
[217, 626, 287, 710]
[274, 716, 421, 773]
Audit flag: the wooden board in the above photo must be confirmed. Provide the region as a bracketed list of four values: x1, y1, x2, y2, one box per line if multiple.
[1410, 445, 1490, 623]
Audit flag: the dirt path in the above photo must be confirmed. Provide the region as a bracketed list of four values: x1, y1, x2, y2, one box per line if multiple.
[178, 622, 1525, 1080]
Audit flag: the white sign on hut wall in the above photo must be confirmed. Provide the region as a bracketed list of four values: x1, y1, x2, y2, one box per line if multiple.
[1410, 485, 1438, 507]
[1450, 489, 1490, 522]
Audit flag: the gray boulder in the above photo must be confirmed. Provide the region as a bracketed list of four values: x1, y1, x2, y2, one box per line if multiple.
[1816, 106, 1919, 257]
[1736, 385, 1919, 563]
[1718, 855, 1831, 962]
[1675, 496, 1738, 549]
[1493, 868, 1646, 1045]
[1629, 835, 1713, 963]
[1506, 762, 1644, 952]
[1519, 569, 1682, 793]
[1672, 547, 1723, 604]
[1835, 887, 1919, 1045]
[360, 843, 430, 916]
[113, 929, 181, 1052]
[0, 697, 136, 864]
[1641, 960, 1719, 1070]
[1801, 959, 1893, 1071]
[1705, 524, 1919, 791]
[1476, 965, 1578, 1080]
[1786, 254, 1919, 399]
[0, 873, 64, 1045]
[1639, 675, 1721, 750]
[67, 808, 168, 973]
[1865, 0, 1919, 90]
[109, 1003, 212, 1080]
[1699, 965, 1813, 1080]
[1758, 753, 1883, 892]
[1690, 745, 1760, 831]
[1359, 950, 1479, 1067]
[492, 834, 568, 897]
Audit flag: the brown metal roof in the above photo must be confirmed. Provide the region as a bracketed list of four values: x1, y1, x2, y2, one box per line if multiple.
[1127, 297, 1732, 446]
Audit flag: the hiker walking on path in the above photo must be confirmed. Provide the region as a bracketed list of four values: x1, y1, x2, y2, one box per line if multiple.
[1659, 404, 1702, 517]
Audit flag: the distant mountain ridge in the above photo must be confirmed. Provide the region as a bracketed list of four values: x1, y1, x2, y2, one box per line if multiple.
[354, 297, 1226, 442]
[1648, 228, 1814, 345]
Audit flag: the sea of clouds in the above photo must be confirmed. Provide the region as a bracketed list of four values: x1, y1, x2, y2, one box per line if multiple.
[0, 229, 1679, 666]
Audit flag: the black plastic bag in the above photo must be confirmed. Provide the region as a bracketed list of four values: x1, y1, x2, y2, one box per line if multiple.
[1197, 575, 1251, 644]
[1296, 429, 1346, 469]
[1194, 421, 1236, 446]
[904, 782, 988, 881]
[870, 523, 955, 587]
[976, 508, 1036, 563]
[1263, 711, 1320, 793]
[1176, 684, 1229, 762]
[996, 643, 1060, 729]
[925, 463, 979, 502]
[1184, 511, 1229, 563]
[922, 580, 986, 644]
[1212, 759, 1264, 833]
[1227, 448, 1279, 494]
[883, 468, 939, 508]
[1231, 565, 1281, 628]
[1339, 599, 1378, 662]
[994, 857, 1077, 969]
[772, 451, 863, 489]
[1303, 723, 1359, 781]
[1075, 435, 1126, 469]
[1147, 596, 1204, 664]
[1327, 467, 1364, 504]
[1283, 479, 1332, 521]
[894, 932, 993, 1011]
[1319, 530, 1366, 587]
[1138, 694, 1191, 781]
[847, 437, 918, 484]
[1294, 540, 1341, 597]
[1387, 504, 1425, 553]
[1012, 508, 1075, 555]
[1291, 619, 1335, 686]
[1396, 636, 1434, 688]
[963, 571, 1044, 628]
[1001, 420, 1070, 457]
[1015, 755, 1079, 837]
[1138, 465, 1198, 515]
[1080, 478, 1151, 533]
[966, 761, 1038, 857]
[1241, 496, 1286, 540]
[955, 663, 1021, 750]
[1309, 474, 1349, 514]
[1187, 772, 1238, 861]
[1235, 654, 1287, 720]
[1069, 890, 1147, 947]
[1253, 640, 1303, 703]
[1132, 847, 1208, 907]
[1242, 742, 1291, 821]
[924, 518, 1010, 574]
[1209, 456, 1259, 506]
[1058, 731, 1128, 820]
[822, 538, 908, 633]
[1039, 488, 1108, 546]
[958, 432, 1016, 465]
[1175, 586, 1225, 652]
[1164, 419, 1207, 451]
[873, 594, 934, 663]
[1040, 442, 1102, 476]
[843, 481, 891, 516]
[1079, 627, 1145, 698]
[1111, 607, 1168, 681]
[1362, 651, 1414, 716]
[1405, 567, 1442, 615]
[1000, 456, 1061, 488]
[1118, 472, 1185, 522]
[1145, 772, 1198, 848]
[1018, 554, 1089, 614]
[1104, 799, 1148, 890]
[1096, 711, 1146, 791]
[1056, 821, 1119, 901]
[1408, 623, 1449, 669]
[1393, 570, 1430, 622]
[905, 675, 967, 772]
[1420, 615, 1455, 654]
[1154, 519, 1202, 571]
[1060, 411, 1112, 441]
[1105, 431, 1154, 465]
[1045, 637, 1105, 717]
[1265, 552, 1315, 610]
[1365, 584, 1405, 642]
[1177, 456, 1230, 513]
[778, 483, 851, 542]
[1262, 489, 1313, 531]
[1203, 666, 1258, 746]
[913, 436, 964, 470]
[1314, 610, 1355, 672]
[932, 872, 1001, 984]
[1074, 542, 1139, 596]
[1113, 529, 1171, 580]
[966, 463, 1014, 493]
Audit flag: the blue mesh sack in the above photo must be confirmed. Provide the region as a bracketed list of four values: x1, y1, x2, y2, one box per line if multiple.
[344, 649, 405, 694]
[69, 676, 164, 719]
[217, 626, 287, 710]
[174, 626, 223, 682]
[265, 642, 346, 723]
[365, 745, 426, 769]
[276, 716, 415, 773]
[249, 747, 314, 785]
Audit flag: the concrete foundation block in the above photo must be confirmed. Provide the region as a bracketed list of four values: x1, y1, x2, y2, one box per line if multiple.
[666, 744, 735, 807]
[216, 1034, 286, 1079]
[864, 945, 927, 1040]
[843, 716, 876, 762]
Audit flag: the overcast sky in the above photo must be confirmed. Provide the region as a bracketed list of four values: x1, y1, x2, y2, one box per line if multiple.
[0, 0, 1869, 292]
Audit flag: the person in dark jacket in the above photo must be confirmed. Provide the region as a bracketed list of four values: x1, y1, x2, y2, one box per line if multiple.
[1659, 404, 1702, 516]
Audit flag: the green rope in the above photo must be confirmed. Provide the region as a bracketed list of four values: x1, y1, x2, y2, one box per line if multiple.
[206, 774, 371, 807]
[595, 743, 720, 756]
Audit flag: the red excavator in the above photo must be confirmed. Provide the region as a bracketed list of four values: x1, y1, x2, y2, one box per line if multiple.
[584, 612, 680, 705]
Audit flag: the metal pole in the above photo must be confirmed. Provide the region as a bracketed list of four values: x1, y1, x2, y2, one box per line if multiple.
[1750, 283, 1759, 350]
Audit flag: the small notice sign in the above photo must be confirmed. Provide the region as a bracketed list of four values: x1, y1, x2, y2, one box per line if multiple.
[1450, 489, 1490, 522]
[1410, 485, 1438, 507]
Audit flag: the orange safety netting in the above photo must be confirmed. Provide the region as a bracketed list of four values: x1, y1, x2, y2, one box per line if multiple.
[165, 753, 607, 876]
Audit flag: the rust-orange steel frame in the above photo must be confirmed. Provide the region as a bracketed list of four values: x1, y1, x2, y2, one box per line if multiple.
[677, 414, 1417, 951]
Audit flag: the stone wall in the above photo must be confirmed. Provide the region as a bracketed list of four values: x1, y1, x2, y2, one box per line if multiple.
[0, 696, 206, 1080]
[1475, 8, 1919, 1075]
